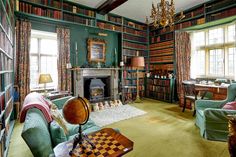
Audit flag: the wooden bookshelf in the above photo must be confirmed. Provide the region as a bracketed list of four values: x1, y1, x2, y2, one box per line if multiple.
[121, 18, 148, 103]
[146, 78, 175, 103]
[0, 0, 15, 156]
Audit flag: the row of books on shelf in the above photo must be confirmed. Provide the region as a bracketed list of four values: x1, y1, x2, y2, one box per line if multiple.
[147, 85, 171, 93]
[150, 48, 174, 56]
[175, 17, 205, 30]
[0, 74, 12, 92]
[124, 79, 144, 86]
[5, 0, 14, 22]
[123, 91, 145, 102]
[0, 32, 13, 57]
[150, 40, 174, 50]
[146, 92, 171, 101]
[123, 49, 147, 57]
[123, 34, 147, 43]
[0, 86, 12, 112]
[123, 27, 147, 37]
[107, 15, 122, 24]
[19, 0, 62, 9]
[123, 87, 145, 94]
[0, 53, 13, 71]
[150, 27, 173, 36]
[150, 33, 174, 43]
[182, 7, 204, 20]
[123, 71, 145, 78]
[205, 0, 235, 13]
[123, 20, 147, 31]
[123, 41, 148, 50]
[149, 55, 173, 62]
[206, 7, 236, 22]
[97, 22, 122, 32]
[150, 64, 174, 71]
[63, 3, 95, 17]
[64, 13, 94, 25]
[19, 2, 62, 19]
[0, 4, 13, 40]
[148, 79, 171, 86]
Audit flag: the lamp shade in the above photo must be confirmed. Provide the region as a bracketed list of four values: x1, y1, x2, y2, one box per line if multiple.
[131, 56, 145, 67]
[39, 74, 53, 84]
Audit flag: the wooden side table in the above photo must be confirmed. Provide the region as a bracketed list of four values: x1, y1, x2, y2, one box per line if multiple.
[54, 128, 133, 157]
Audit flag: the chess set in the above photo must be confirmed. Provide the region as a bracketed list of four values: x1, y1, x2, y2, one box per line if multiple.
[67, 131, 129, 157]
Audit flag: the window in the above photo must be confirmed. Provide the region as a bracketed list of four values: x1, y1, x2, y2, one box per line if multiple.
[30, 30, 58, 90]
[209, 49, 224, 75]
[191, 23, 236, 79]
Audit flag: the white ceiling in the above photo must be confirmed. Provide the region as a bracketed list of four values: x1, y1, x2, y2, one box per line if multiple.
[71, 0, 211, 23]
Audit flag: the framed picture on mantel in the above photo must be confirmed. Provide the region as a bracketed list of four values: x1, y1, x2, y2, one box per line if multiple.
[87, 38, 106, 63]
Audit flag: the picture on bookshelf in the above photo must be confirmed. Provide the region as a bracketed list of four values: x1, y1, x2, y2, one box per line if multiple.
[87, 38, 106, 63]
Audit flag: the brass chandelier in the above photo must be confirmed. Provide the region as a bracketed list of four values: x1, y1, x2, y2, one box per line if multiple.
[148, 0, 184, 29]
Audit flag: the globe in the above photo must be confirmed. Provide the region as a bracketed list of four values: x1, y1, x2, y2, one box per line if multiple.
[62, 96, 90, 125]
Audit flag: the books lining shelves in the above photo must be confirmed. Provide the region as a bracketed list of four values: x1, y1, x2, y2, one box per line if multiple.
[146, 78, 174, 102]
[97, 21, 122, 32]
[0, 1, 14, 156]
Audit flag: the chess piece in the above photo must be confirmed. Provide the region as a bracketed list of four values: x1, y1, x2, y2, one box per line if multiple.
[117, 99, 123, 106]
[104, 101, 110, 109]
[93, 103, 99, 111]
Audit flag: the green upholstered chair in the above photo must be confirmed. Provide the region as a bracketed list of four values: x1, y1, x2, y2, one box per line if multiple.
[195, 83, 236, 141]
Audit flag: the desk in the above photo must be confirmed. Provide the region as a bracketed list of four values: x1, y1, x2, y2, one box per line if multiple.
[194, 84, 228, 100]
[47, 91, 71, 100]
[54, 128, 133, 157]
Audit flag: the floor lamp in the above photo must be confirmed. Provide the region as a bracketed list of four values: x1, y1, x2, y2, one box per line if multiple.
[131, 56, 145, 103]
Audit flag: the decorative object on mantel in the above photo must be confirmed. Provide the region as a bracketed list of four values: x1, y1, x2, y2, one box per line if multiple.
[91, 99, 123, 112]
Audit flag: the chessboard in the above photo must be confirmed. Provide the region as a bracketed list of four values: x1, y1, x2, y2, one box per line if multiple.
[67, 131, 128, 157]
[54, 128, 133, 157]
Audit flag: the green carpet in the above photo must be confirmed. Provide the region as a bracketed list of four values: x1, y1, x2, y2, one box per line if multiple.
[8, 98, 229, 157]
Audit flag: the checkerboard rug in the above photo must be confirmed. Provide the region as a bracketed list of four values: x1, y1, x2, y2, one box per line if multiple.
[90, 105, 146, 127]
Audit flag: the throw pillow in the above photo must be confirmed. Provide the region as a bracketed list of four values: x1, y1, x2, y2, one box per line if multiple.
[223, 101, 236, 110]
[50, 103, 68, 135]
[50, 121, 67, 147]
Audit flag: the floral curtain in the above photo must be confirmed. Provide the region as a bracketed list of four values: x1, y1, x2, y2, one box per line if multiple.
[175, 31, 191, 106]
[57, 27, 71, 91]
[15, 20, 31, 108]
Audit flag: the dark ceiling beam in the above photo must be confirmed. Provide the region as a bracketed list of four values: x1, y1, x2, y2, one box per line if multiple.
[97, 0, 128, 15]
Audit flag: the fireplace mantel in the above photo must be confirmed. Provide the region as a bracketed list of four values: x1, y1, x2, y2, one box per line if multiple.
[73, 68, 119, 100]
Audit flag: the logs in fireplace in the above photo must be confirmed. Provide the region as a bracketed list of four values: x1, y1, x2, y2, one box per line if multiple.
[89, 78, 105, 101]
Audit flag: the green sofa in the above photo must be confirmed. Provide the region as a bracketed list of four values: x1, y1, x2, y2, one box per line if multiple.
[195, 83, 236, 141]
[21, 96, 101, 157]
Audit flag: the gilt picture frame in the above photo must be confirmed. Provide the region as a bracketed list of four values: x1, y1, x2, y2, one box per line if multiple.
[87, 38, 106, 63]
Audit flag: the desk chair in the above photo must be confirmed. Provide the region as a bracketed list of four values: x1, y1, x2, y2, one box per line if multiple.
[182, 80, 199, 116]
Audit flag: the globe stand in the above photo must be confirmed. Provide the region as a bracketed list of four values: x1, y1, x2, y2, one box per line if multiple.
[62, 95, 96, 157]
[69, 125, 95, 156]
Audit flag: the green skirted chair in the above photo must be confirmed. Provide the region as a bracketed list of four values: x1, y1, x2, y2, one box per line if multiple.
[195, 83, 236, 141]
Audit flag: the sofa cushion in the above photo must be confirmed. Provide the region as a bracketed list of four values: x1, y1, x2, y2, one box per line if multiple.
[222, 101, 236, 110]
[50, 121, 67, 147]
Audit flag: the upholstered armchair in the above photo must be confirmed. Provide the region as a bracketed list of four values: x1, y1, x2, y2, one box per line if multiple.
[195, 83, 236, 141]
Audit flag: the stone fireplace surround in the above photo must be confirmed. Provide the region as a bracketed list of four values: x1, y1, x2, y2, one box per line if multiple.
[73, 68, 119, 100]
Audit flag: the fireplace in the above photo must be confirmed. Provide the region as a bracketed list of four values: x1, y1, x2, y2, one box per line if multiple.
[73, 68, 119, 101]
[89, 78, 105, 101]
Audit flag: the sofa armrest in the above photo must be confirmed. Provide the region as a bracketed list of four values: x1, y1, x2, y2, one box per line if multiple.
[195, 99, 228, 109]
[52, 96, 73, 109]
[21, 108, 53, 157]
[204, 108, 236, 123]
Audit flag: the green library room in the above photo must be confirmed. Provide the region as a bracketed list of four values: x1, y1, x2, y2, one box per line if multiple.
[0, 0, 236, 156]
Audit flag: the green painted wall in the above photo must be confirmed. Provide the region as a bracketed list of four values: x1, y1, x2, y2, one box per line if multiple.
[32, 21, 120, 67]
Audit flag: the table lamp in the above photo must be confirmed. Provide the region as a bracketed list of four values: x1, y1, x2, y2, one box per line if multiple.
[131, 56, 145, 103]
[39, 74, 53, 96]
